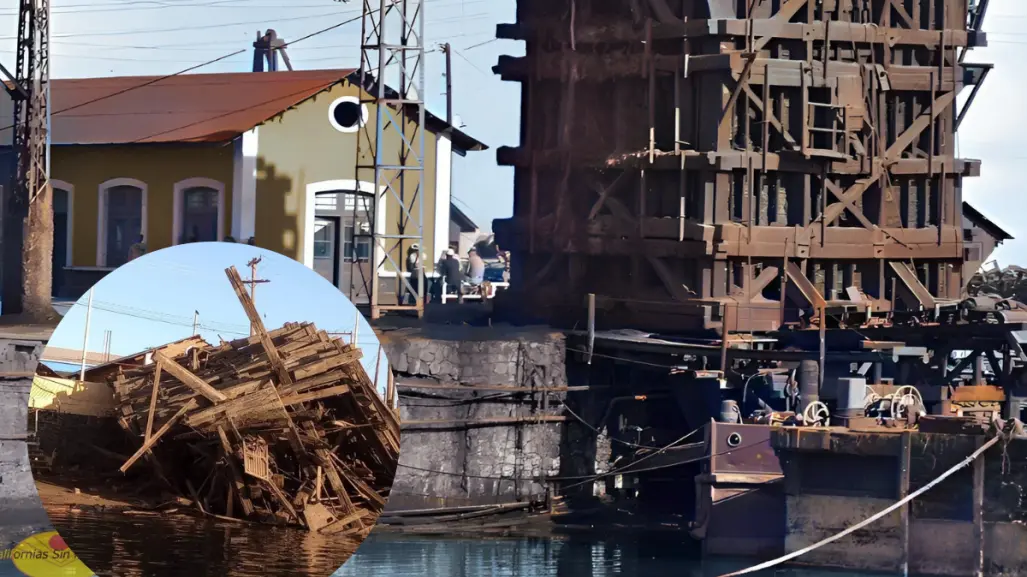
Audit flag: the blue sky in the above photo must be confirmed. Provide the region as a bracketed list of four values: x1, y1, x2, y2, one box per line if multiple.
[46, 242, 390, 396]
[0, 1, 1021, 262]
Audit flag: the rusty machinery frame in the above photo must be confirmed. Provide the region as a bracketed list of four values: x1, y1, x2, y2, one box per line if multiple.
[492, 0, 993, 338]
[352, 0, 427, 319]
[1, 0, 51, 316]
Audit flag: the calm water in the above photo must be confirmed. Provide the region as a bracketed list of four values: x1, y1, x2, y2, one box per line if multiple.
[1, 508, 357, 577]
[1, 509, 897, 577]
[336, 533, 892, 577]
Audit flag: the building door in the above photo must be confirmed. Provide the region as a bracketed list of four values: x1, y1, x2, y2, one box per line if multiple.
[340, 218, 373, 304]
[313, 217, 340, 286]
[314, 191, 373, 304]
[52, 188, 69, 296]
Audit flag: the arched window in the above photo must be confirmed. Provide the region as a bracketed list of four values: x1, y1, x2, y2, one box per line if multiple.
[181, 187, 219, 243]
[173, 178, 225, 245]
[98, 179, 147, 267]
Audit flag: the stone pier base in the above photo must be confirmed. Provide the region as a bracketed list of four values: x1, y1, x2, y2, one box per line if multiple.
[380, 324, 567, 510]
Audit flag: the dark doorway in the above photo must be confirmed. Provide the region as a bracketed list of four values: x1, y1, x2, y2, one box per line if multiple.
[52, 188, 69, 296]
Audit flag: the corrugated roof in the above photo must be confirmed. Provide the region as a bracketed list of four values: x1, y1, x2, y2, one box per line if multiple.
[0, 69, 488, 151]
[4, 69, 354, 145]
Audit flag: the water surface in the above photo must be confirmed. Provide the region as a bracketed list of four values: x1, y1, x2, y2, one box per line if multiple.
[2, 511, 904, 577]
[7, 508, 358, 577]
[336, 532, 893, 577]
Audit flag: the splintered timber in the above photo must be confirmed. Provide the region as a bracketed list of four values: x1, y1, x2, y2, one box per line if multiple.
[109, 266, 400, 537]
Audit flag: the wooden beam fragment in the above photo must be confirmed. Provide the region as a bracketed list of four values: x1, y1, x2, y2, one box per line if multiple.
[217, 426, 255, 516]
[225, 266, 294, 386]
[143, 360, 163, 443]
[153, 351, 227, 404]
[120, 398, 198, 473]
[279, 384, 352, 407]
[319, 509, 372, 535]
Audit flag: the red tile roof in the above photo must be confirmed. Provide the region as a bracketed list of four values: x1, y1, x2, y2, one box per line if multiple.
[42, 69, 355, 144]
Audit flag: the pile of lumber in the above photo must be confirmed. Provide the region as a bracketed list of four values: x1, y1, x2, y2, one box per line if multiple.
[109, 266, 400, 537]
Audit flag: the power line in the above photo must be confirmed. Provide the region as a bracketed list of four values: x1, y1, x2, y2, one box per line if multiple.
[0, 12, 369, 134]
[0, 0, 490, 39]
[449, 45, 489, 77]
[128, 81, 341, 142]
[0, 0, 493, 15]
[464, 38, 498, 50]
[1, 9, 357, 40]
[82, 301, 250, 335]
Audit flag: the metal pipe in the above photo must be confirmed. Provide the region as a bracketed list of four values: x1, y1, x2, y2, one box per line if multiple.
[587, 293, 595, 364]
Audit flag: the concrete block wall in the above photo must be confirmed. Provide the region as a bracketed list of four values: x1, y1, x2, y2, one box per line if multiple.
[381, 326, 567, 509]
[0, 337, 51, 544]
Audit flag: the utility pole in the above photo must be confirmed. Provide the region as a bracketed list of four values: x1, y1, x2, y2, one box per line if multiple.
[441, 42, 452, 125]
[240, 256, 269, 335]
[192, 311, 199, 336]
[2, 0, 53, 322]
[78, 288, 92, 381]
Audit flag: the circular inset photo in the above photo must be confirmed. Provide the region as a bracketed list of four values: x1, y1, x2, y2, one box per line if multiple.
[27, 242, 399, 577]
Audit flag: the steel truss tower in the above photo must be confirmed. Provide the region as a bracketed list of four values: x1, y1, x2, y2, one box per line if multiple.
[2, 0, 51, 318]
[352, 0, 427, 319]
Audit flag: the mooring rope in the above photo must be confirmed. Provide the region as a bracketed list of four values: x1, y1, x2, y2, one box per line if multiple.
[717, 433, 1002, 577]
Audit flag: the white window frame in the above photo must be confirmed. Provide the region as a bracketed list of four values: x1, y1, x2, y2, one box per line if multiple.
[172, 177, 226, 245]
[52, 179, 74, 268]
[96, 177, 148, 268]
[328, 96, 368, 134]
[304, 180, 386, 275]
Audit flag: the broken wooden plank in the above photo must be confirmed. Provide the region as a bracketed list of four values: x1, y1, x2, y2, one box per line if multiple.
[120, 398, 198, 473]
[279, 384, 352, 407]
[225, 266, 293, 386]
[153, 351, 227, 404]
[217, 426, 255, 516]
[319, 509, 373, 535]
[143, 360, 163, 443]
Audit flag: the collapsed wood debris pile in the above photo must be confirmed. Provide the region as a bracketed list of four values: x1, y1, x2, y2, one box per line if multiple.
[109, 266, 400, 537]
[969, 263, 1027, 302]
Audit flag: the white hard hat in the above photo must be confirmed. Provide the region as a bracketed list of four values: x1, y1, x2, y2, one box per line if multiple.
[446, 248, 455, 256]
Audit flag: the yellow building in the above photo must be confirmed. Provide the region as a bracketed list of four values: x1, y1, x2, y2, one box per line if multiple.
[0, 69, 486, 300]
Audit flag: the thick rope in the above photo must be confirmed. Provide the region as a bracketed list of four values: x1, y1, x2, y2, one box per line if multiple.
[718, 434, 1001, 577]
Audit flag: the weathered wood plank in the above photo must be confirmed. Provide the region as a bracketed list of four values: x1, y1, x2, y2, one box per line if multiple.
[153, 351, 227, 404]
[120, 398, 198, 473]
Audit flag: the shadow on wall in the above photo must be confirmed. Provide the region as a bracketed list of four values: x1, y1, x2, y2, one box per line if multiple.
[255, 157, 297, 258]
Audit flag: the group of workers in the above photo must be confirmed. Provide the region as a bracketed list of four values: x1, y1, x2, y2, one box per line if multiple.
[403, 244, 499, 305]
